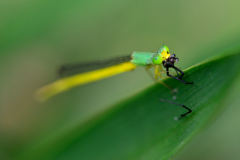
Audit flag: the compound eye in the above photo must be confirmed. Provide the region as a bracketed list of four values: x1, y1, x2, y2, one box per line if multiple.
[170, 54, 176, 58]
[158, 45, 169, 53]
[152, 55, 162, 65]
[175, 58, 179, 63]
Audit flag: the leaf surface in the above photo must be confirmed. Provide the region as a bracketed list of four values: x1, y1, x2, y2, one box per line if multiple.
[20, 47, 240, 160]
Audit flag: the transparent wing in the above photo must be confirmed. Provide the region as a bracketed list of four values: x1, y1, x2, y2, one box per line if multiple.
[59, 55, 132, 77]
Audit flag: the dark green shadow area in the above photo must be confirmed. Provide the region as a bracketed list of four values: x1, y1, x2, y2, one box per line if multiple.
[20, 47, 240, 160]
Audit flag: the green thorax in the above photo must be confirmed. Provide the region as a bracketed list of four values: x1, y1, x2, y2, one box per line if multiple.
[130, 52, 155, 66]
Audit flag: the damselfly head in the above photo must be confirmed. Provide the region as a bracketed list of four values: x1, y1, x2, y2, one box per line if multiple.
[160, 51, 171, 60]
[157, 45, 169, 54]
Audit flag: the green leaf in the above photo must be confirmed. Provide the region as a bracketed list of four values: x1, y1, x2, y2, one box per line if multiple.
[20, 46, 240, 160]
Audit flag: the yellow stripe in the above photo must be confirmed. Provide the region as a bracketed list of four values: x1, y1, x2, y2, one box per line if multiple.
[35, 62, 137, 101]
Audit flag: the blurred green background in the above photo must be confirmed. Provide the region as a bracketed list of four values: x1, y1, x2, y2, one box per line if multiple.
[1, 0, 240, 159]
